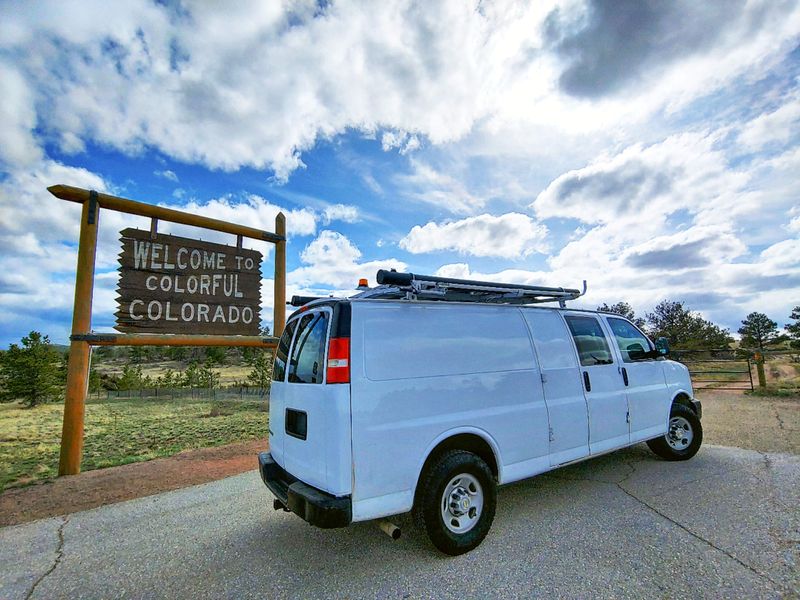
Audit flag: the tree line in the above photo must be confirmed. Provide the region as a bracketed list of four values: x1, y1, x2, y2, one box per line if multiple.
[0, 332, 274, 408]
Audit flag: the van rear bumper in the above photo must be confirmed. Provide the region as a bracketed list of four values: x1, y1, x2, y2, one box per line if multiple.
[258, 452, 351, 529]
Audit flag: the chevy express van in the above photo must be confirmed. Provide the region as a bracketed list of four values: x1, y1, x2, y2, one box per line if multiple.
[258, 271, 701, 555]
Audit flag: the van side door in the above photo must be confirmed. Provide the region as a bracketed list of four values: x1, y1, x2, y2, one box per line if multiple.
[604, 316, 671, 443]
[522, 309, 589, 466]
[563, 314, 630, 454]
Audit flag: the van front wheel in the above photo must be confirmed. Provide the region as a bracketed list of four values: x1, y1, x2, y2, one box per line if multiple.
[414, 450, 497, 555]
[647, 403, 703, 461]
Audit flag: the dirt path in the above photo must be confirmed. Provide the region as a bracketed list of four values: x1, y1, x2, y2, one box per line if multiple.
[0, 438, 267, 527]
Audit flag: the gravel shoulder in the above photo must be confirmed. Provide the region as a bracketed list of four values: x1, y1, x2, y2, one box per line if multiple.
[697, 391, 799, 454]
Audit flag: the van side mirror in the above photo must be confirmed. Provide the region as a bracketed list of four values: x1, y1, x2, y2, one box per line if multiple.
[655, 337, 670, 356]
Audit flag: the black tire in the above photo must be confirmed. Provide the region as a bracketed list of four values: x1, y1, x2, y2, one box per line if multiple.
[413, 449, 497, 555]
[647, 403, 703, 461]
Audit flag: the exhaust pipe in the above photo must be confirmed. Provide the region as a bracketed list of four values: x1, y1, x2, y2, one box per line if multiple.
[378, 519, 401, 540]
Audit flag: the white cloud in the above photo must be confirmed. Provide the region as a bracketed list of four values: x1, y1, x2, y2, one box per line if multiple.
[291, 230, 406, 290]
[381, 130, 421, 155]
[322, 204, 360, 225]
[2, 1, 797, 182]
[0, 60, 41, 167]
[737, 93, 800, 152]
[400, 213, 549, 258]
[397, 159, 485, 214]
[154, 169, 179, 182]
[532, 132, 747, 225]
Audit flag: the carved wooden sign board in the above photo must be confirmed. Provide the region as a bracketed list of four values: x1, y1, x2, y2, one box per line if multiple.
[115, 228, 262, 335]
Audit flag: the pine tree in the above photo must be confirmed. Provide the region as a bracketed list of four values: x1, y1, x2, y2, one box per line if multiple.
[785, 306, 800, 348]
[646, 301, 733, 349]
[738, 312, 780, 350]
[0, 331, 63, 407]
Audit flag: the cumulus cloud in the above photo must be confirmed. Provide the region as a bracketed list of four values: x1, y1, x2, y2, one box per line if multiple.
[399, 213, 549, 258]
[547, 0, 800, 108]
[291, 230, 406, 290]
[737, 94, 800, 152]
[4, 0, 794, 183]
[547, 1, 739, 98]
[532, 132, 747, 225]
[624, 226, 747, 270]
[0, 60, 41, 167]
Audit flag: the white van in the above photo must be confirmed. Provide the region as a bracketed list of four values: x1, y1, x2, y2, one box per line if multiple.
[258, 271, 702, 555]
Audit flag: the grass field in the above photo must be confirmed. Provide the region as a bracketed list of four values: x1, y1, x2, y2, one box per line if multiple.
[0, 397, 268, 492]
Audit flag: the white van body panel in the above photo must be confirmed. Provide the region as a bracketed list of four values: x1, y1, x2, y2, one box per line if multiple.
[349, 301, 550, 521]
[268, 299, 695, 525]
[521, 308, 590, 466]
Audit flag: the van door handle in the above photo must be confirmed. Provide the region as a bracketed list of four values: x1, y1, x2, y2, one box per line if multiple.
[583, 371, 591, 392]
[621, 367, 629, 386]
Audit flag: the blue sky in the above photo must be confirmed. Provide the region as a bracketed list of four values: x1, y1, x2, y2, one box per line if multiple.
[1, 0, 799, 347]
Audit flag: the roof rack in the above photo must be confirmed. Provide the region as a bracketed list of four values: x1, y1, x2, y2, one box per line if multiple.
[353, 270, 586, 307]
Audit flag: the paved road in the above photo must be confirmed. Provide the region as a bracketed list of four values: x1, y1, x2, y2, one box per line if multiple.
[1, 444, 798, 599]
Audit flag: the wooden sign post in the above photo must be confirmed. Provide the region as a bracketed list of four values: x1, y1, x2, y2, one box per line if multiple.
[47, 185, 286, 476]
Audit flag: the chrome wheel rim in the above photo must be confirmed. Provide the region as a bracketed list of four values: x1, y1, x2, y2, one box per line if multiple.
[441, 473, 483, 534]
[667, 416, 693, 450]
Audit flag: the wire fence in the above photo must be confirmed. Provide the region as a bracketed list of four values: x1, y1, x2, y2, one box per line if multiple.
[102, 386, 270, 403]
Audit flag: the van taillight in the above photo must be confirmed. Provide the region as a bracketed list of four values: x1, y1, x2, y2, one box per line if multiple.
[326, 337, 350, 384]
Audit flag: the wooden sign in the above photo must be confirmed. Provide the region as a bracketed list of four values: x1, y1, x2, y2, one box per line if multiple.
[115, 228, 262, 335]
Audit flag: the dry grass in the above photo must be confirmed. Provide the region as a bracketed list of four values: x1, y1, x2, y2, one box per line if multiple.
[0, 396, 268, 492]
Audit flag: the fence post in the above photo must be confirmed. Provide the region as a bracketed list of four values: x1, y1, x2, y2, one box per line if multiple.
[754, 352, 767, 388]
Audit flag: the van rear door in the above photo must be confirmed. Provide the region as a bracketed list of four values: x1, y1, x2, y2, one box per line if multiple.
[270, 305, 352, 497]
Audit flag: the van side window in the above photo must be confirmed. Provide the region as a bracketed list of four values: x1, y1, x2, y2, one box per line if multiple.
[607, 317, 653, 362]
[272, 318, 298, 382]
[565, 315, 614, 366]
[288, 312, 329, 384]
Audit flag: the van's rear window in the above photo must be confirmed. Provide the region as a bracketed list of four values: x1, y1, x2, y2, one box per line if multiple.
[272, 318, 298, 382]
[288, 312, 329, 384]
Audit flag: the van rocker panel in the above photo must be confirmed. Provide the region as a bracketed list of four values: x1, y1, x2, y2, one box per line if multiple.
[259, 452, 351, 529]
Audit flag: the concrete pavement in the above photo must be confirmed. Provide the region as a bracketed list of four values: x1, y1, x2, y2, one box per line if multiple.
[1, 444, 798, 599]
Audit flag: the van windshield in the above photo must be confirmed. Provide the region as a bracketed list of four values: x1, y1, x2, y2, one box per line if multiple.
[288, 311, 329, 384]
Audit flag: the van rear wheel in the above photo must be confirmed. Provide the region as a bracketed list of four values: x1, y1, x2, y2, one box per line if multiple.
[647, 403, 702, 461]
[413, 450, 496, 555]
